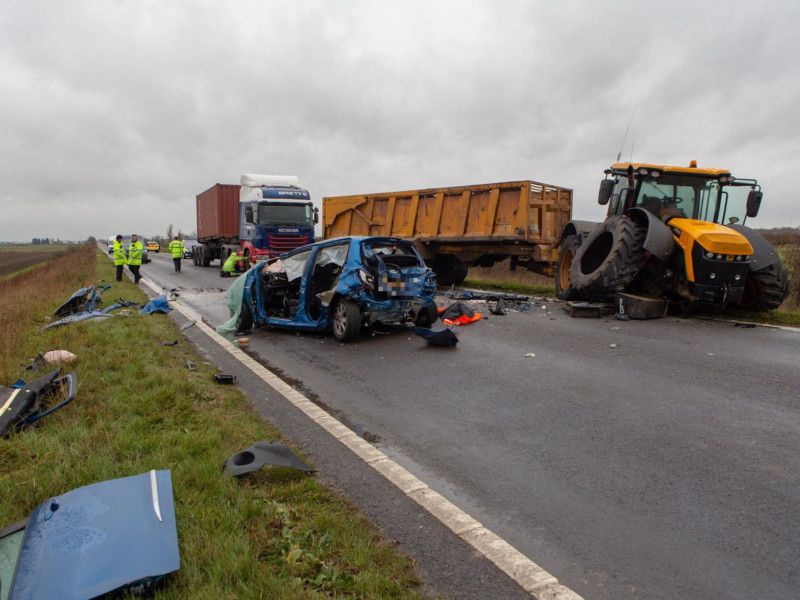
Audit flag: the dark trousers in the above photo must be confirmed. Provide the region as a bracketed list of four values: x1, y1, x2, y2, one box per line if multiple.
[173, 257, 181, 272]
[128, 264, 141, 283]
[115, 265, 124, 282]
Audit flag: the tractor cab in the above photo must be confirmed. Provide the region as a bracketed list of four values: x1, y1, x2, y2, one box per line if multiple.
[600, 161, 763, 226]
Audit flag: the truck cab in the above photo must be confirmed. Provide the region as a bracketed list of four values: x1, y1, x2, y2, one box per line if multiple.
[239, 185, 318, 259]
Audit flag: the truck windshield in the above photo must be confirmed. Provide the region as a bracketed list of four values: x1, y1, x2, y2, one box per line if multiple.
[257, 203, 313, 226]
[635, 175, 720, 222]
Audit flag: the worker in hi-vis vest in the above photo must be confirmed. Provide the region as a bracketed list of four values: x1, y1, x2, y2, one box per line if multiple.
[220, 251, 246, 277]
[126, 234, 144, 283]
[168, 236, 186, 273]
[112, 234, 127, 282]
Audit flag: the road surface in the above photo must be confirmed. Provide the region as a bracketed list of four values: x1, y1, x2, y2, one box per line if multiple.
[142, 252, 800, 600]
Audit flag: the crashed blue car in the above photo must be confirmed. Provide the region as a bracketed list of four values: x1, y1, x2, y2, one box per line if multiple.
[235, 236, 437, 342]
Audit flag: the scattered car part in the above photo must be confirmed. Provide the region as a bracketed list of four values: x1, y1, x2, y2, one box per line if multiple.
[41, 350, 77, 366]
[1, 470, 179, 599]
[179, 320, 196, 331]
[565, 301, 614, 318]
[140, 295, 170, 315]
[223, 441, 314, 476]
[439, 301, 483, 325]
[615, 293, 667, 320]
[53, 284, 111, 317]
[101, 298, 140, 314]
[214, 374, 236, 384]
[489, 297, 507, 315]
[44, 311, 110, 330]
[161, 340, 179, 347]
[185, 360, 198, 371]
[414, 319, 459, 347]
[0, 370, 77, 437]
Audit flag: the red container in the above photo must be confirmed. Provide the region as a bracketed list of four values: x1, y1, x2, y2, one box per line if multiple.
[196, 184, 240, 241]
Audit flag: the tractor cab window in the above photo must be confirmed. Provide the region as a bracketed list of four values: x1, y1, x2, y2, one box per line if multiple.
[635, 175, 718, 221]
[719, 184, 754, 225]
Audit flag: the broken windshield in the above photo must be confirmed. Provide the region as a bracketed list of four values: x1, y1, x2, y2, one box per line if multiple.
[361, 241, 422, 269]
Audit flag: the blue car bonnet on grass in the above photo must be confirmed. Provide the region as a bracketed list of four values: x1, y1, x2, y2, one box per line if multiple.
[2, 470, 179, 599]
[220, 236, 437, 342]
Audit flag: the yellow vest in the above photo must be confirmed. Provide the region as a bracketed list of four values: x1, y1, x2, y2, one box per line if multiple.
[113, 241, 126, 266]
[127, 241, 144, 266]
[168, 240, 185, 258]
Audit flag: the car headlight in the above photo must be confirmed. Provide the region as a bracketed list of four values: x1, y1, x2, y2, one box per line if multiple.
[358, 269, 375, 290]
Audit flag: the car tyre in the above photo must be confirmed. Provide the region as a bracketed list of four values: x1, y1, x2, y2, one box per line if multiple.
[331, 299, 362, 342]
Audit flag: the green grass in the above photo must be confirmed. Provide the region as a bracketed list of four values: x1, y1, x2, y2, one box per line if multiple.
[718, 308, 800, 328]
[0, 248, 422, 599]
[463, 277, 555, 296]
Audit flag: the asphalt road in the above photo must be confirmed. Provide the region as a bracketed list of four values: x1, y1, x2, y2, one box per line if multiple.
[143, 252, 800, 600]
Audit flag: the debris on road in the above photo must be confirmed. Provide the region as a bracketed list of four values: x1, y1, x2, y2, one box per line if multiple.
[223, 441, 314, 477]
[214, 374, 236, 384]
[54, 284, 111, 317]
[615, 292, 667, 320]
[439, 301, 483, 326]
[565, 301, 614, 318]
[0, 470, 180, 598]
[161, 340, 179, 347]
[489, 297, 507, 315]
[609, 343, 618, 348]
[179, 320, 196, 331]
[236, 337, 250, 346]
[525, 352, 536, 358]
[140, 294, 170, 315]
[100, 298, 140, 314]
[414, 319, 459, 347]
[185, 360, 198, 371]
[41, 350, 78, 366]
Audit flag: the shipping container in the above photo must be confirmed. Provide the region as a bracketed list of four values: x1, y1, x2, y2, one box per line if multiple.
[323, 180, 572, 284]
[196, 184, 240, 241]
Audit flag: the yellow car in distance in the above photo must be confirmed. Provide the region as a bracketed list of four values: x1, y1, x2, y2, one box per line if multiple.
[146, 241, 160, 253]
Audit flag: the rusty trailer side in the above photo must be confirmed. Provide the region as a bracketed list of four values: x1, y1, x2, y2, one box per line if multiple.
[323, 180, 572, 282]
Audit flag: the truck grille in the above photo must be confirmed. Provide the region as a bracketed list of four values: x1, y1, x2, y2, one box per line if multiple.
[267, 234, 309, 255]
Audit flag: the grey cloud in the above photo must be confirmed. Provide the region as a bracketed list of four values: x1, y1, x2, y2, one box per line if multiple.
[1, 0, 798, 242]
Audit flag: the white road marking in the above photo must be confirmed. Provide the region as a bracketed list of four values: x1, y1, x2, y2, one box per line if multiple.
[121, 254, 583, 599]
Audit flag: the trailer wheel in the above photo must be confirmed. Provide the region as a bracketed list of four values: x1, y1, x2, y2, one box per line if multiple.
[201, 245, 211, 267]
[331, 299, 362, 342]
[431, 255, 464, 287]
[555, 234, 581, 300]
[569, 216, 646, 299]
[739, 261, 790, 311]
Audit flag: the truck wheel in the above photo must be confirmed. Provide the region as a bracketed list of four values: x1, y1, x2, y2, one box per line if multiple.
[201, 246, 211, 267]
[569, 216, 646, 299]
[331, 299, 362, 342]
[555, 234, 581, 300]
[739, 261, 790, 311]
[453, 261, 468, 285]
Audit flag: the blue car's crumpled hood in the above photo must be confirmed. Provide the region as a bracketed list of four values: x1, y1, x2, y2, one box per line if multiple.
[7, 470, 179, 599]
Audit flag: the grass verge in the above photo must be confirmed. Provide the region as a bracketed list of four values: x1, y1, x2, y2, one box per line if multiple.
[463, 277, 556, 296]
[0, 245, 421, 599]
[718, 308, 800, 328]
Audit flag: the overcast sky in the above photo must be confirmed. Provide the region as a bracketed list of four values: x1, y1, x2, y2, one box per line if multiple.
[1, 0, 798, 241]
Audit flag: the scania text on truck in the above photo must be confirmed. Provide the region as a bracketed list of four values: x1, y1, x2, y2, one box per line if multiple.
[193, 174, 319, 267]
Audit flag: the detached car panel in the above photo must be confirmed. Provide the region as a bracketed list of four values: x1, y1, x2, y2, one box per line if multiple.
[239, 236, 437, 341]
[4, 470, 179, 599]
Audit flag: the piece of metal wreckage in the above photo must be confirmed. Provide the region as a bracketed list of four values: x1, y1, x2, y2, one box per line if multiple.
[0, 369, 77, 437]
[0, 470, 180, 599]
[223, 441, 314, 477]
[53, 284, 112, 318]
[414, 318, 459, 347]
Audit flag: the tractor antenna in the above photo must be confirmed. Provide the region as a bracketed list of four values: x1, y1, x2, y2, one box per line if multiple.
[617, 88, 644, 162]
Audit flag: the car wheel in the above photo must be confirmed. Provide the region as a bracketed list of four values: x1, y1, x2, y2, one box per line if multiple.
[331, 299, 362, 342]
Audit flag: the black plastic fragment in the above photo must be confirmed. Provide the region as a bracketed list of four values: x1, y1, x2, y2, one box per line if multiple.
[223, 441, 314, 476]
[214, 374, 236, 384]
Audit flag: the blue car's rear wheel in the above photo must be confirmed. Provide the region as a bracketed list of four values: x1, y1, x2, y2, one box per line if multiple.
[332, 300, 361, 342]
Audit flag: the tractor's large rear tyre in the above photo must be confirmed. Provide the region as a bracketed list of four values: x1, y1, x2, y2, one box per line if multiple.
[739, 261, 790, 311]
[555, 234, 581, 300]
[569, 216, 646, 299]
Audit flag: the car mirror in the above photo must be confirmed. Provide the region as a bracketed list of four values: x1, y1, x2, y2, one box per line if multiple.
[313, 207, 320, 225]
[598, 179, 614, 205]
[746, 190, 762, 218]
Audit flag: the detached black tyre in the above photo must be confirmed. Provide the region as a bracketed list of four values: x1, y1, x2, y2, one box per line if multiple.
[740, 262, 790, 311]
[569, 216, 646, 299]
[332, 299, 362, 342]
[555, 234, 581, 300]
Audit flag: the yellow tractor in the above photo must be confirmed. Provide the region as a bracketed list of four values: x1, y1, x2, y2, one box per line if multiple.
[556, 161, 790, 311]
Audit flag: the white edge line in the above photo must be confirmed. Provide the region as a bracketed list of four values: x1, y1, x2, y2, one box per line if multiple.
[117, 253, 582, 600]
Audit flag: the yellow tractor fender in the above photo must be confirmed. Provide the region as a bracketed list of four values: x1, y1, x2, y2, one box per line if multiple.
[624, 207, 675, 260]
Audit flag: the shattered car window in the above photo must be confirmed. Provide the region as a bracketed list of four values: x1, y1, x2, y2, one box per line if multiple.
[282, 249, 312, 282]
[361, 241, 421, 268]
